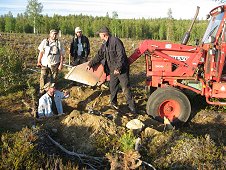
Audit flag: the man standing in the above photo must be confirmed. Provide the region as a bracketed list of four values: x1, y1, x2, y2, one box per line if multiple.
[87, 26, 136, 114]
[70, 27, 90, 66]
[37, 29, 64, 94]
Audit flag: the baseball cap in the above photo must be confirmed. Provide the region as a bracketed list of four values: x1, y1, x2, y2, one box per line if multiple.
[96, 26, 110, 34]
[50, 29, 58, 34]
[43, 82, 55, 90]
[75, 27, 82, 33]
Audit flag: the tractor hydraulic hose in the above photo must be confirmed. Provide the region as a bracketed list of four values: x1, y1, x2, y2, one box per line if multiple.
[181, 6, 200, 45]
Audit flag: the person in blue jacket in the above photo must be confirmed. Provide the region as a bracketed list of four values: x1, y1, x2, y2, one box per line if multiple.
[37, 82, 69, 118]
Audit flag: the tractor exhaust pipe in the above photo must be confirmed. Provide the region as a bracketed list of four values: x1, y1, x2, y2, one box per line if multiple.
[181, 6, 200, 45]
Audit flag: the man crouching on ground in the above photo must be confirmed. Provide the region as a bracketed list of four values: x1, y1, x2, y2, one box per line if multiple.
[37, 82, 69, 118]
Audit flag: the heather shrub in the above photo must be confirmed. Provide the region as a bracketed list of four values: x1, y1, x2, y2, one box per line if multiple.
[0, 127, 43, 169]
[0, 45, 27, 93]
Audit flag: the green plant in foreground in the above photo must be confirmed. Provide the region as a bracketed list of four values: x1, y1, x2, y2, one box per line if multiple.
[119, 131, 136, 152]
[94, 133, 119, 154]
[106, 131, 142, 169]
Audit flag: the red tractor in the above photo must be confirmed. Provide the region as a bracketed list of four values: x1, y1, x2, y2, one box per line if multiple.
[65, 5, 226, 125]
[129, 5, 226, 125]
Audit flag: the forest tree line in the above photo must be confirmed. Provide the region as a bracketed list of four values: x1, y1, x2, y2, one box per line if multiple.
[0, 11, 209, 43]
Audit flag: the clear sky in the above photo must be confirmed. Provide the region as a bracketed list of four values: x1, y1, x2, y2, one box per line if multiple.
[0, 0, 224, 19]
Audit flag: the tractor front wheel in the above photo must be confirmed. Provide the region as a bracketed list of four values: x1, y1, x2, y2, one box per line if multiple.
[146, 87, 191, 125]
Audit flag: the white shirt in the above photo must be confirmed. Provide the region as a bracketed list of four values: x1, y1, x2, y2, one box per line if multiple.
[77, 37, 83, 56]
[38, 39, 65, 67]
[38, 90, 68, 117]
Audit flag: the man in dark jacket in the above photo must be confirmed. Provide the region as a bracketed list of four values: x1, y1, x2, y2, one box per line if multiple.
[87, 26, 136, 114]
[70, 27, 90, 66]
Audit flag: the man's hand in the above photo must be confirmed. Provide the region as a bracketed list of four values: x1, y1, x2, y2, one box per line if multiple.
[37, 51, 43, 68]
[37, 62, 42, 67]
[86, 65, 91, 70]
[58, 63, 63, 70]
[114, 69, 120, 75]
[63, 90, 70, 98]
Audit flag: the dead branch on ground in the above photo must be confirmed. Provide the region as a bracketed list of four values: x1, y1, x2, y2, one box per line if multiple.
[47, 135, 106, 170]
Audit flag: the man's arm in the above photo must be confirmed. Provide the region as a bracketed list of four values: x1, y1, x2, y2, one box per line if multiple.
[37, 39, 46, 67]
[87, 45, 104, 69]
[37, 96, 47, 117]
[58, 52, 64, 70]
[86, 36, 90, 56]
[58, 41, 65, 70]
[37, 51, 44, 67]
[115, 38, 125, 72]
[69, 38, 74, 57]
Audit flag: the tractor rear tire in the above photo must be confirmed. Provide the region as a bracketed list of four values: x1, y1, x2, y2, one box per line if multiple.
[146, 87, 191, 126]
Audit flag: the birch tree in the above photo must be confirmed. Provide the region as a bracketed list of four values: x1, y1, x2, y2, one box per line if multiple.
[25, 0, 43, 34]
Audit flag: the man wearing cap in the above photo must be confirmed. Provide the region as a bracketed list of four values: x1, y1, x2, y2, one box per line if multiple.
[37, 29, 65, 94]
[37, 82, 69, 118]
[87, 26, 136, 115]
[70, 27, 90, 66]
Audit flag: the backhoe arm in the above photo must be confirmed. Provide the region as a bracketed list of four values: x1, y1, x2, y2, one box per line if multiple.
[128, 40, 150, 65]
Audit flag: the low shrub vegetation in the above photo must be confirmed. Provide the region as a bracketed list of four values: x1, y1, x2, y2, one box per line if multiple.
[0, 33, 225, 169]
[0, 46, 27, 93]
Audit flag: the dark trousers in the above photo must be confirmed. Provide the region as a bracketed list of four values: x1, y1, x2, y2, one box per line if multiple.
[73, 56, 87, 66]
[109, 71, 135, 110]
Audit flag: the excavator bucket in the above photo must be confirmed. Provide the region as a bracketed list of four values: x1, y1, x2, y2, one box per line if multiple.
[64, 62, 107, 86]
